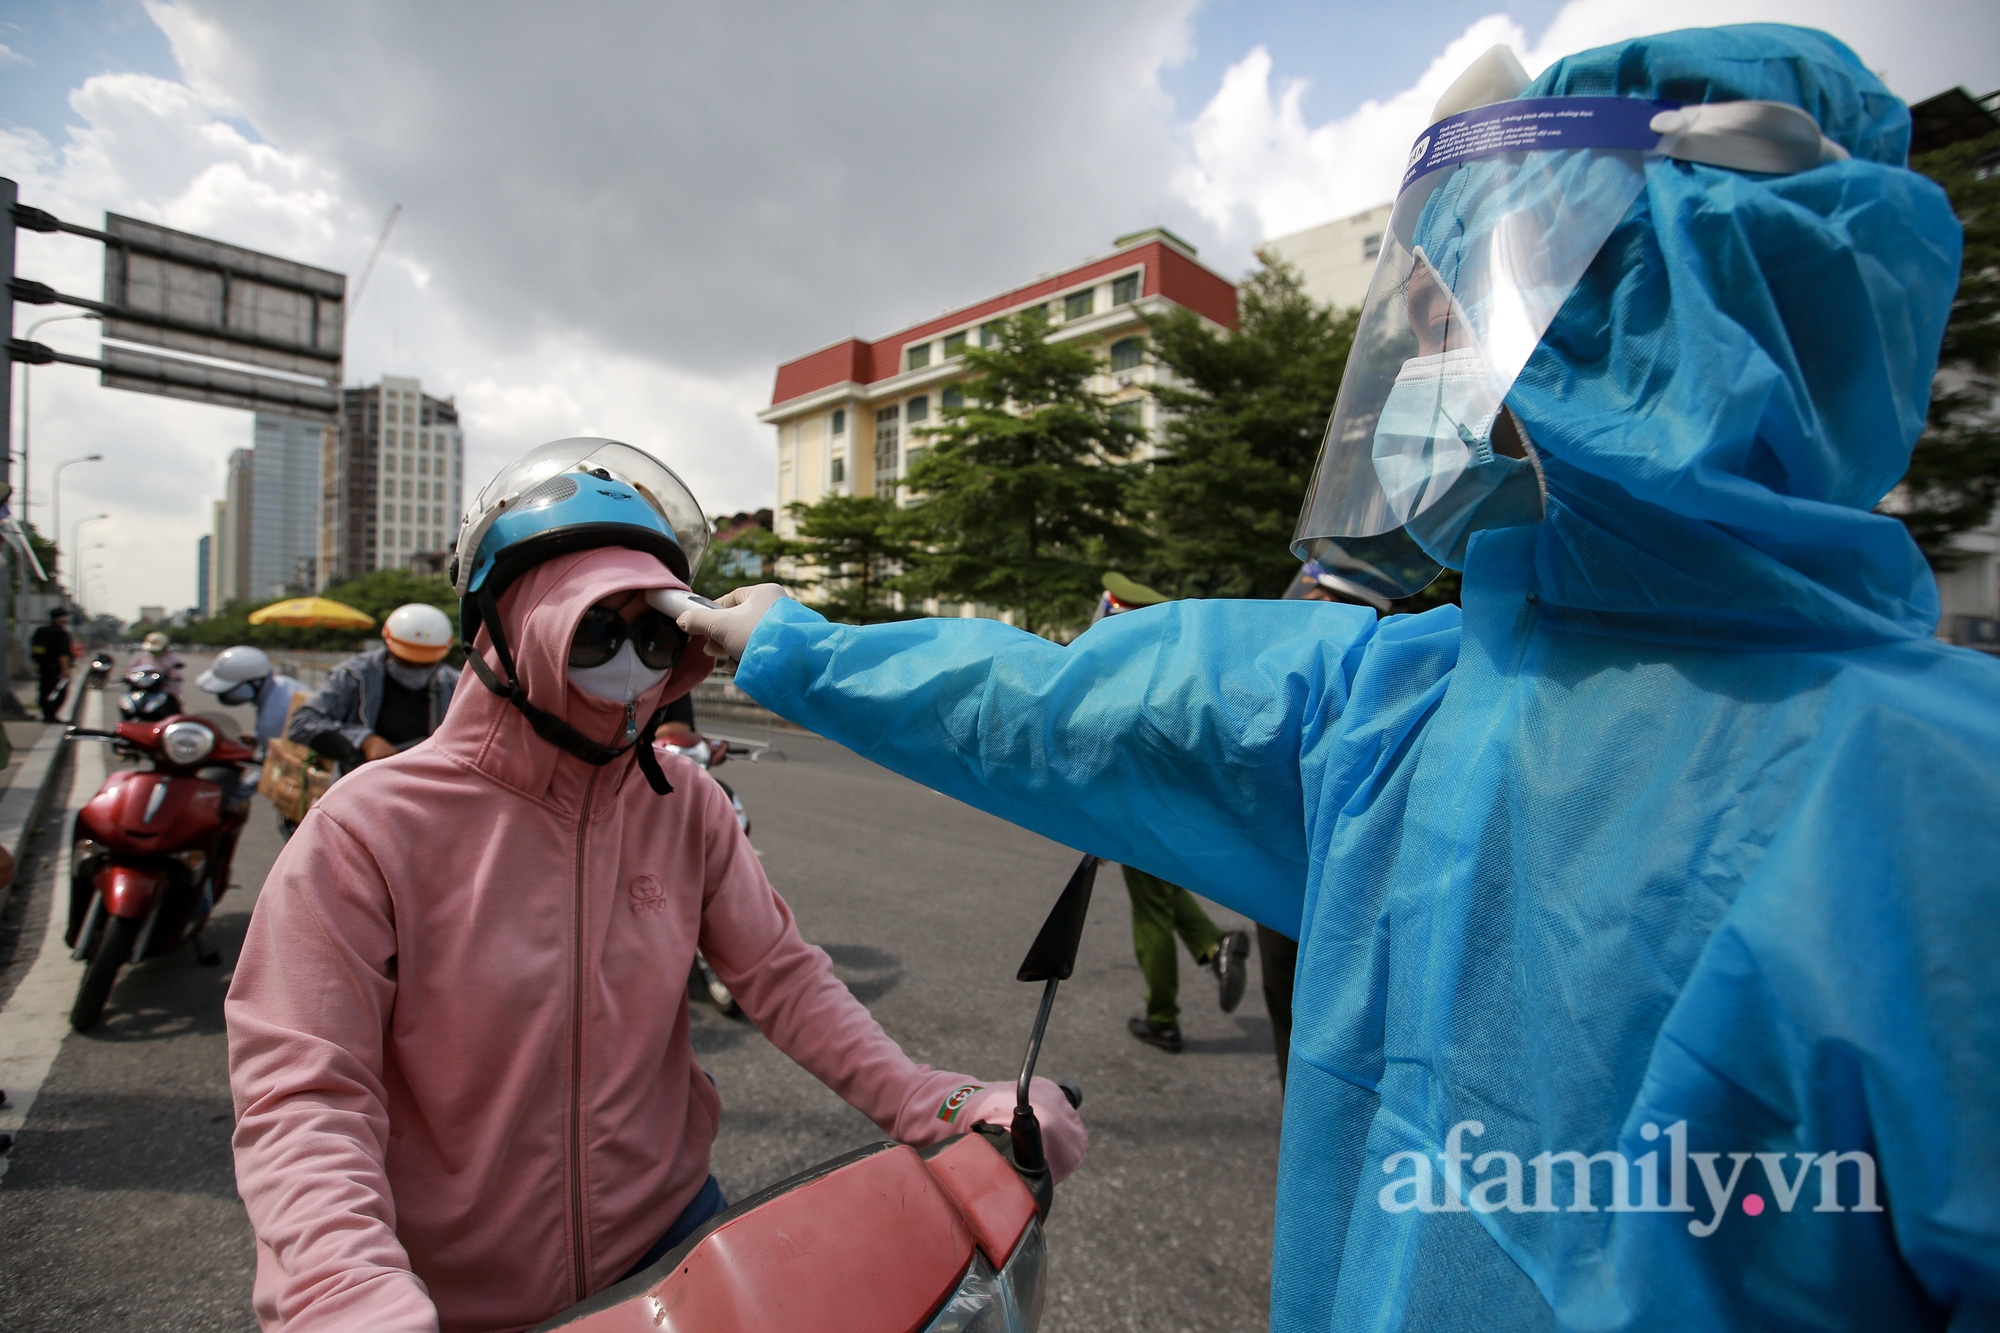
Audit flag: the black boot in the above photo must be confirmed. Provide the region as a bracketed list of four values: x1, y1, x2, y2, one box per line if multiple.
[1127, 1016, 1184, 1052]
[1210, 930, 1251, 1013]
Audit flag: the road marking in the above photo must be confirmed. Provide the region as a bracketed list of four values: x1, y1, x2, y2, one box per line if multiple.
[0, 692, 107, 1181]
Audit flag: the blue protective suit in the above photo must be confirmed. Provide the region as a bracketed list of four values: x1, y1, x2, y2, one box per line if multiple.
[736, 26, 2000, 1330]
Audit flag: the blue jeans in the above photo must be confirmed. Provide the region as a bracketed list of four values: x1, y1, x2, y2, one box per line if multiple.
[619, 1175, 727, 1281]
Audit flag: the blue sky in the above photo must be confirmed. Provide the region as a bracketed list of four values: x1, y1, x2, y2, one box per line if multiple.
[1165, 0, 1569, 122]
[0, 0, 179, 143]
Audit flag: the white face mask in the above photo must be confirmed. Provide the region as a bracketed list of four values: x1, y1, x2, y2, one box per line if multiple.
[1370, 347, 1504, 525]
[566, 639, 668, 705]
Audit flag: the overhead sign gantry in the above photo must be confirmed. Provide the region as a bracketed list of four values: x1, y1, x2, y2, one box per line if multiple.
[0, 176, 348, 715]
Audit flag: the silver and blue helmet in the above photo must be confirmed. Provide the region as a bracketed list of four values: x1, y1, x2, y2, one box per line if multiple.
[448, 438, 713, 795]
[451, 438, 711, 605]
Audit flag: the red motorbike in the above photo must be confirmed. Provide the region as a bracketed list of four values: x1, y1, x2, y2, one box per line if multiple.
[64, 714, 256, 1031]
[530, 854, 1097, 1333]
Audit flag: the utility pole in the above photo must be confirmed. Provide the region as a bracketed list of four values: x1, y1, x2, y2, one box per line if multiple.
[2, 177, 23, 732]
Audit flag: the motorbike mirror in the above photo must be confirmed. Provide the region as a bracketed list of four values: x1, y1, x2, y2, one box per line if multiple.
[1015, 854, 1097, 983]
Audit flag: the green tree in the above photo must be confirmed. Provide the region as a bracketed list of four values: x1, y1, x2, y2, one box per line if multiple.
[320, 568, 458, 625]
[1895, 129, 2000, 566]
[898, 312, 1146, 634]
[1136, 259, 1359, 601]
[182, 568, 458, 652]
[693, 520, 788, 602]
[20, 522, 60, 592]
[781, 494, 918, 624]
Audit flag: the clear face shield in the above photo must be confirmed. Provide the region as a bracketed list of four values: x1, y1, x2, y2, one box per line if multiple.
[452, 438, 712, 596]
[1292, 90, 1849, 599]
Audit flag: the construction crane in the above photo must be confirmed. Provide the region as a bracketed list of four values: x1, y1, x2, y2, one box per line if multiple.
[347, 202, 403, 323]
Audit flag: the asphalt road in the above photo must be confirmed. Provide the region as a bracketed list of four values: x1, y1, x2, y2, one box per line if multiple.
[0, 666, 1283, 1331]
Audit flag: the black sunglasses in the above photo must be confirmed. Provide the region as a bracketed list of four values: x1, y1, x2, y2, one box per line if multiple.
[569, 605, 688, 672]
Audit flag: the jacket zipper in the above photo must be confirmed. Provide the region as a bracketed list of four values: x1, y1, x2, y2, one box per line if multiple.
[568, 767, 600, 1302]
[622, 700, 638, 745]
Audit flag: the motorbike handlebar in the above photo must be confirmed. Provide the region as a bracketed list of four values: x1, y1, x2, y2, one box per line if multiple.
[65, 727, 123, 740]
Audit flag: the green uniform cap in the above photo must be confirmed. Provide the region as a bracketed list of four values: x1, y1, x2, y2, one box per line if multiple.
[1102, 571, 1170, 606]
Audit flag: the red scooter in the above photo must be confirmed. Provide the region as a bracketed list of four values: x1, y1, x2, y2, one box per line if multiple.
[64, 714, 256, 1031]
[530, 855, 1099, 1333]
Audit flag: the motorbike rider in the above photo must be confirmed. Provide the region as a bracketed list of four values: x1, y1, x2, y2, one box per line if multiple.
[226, 439, 1086, 1333]
[29, 606, 75, 722]
[678, 27, 2000, 1329]
[286, 603, 457, 771]
[198, 646, 307, 759]
[1091, 573, 1251, 1054]
[129, 630, 185, 712]
[197, 646, 307, 828]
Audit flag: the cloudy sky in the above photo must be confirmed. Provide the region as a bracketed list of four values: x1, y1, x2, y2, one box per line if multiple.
[2, 0, 1994, 620]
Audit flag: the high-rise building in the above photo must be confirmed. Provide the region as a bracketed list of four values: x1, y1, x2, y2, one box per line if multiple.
[761, 229, 1237, 519]
[208, 500, 228, 614]
[216, 449, 255, 606]
[249, 414, 332, 599]
[1255, 202, 1393, 314]
[196, 535, 211, 618]
[320, 375, 465, 585]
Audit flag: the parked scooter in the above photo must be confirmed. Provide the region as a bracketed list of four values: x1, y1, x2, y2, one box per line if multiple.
[64, 713, 256, 1030]
[531, 854, 1098, 1333]
[84, 650, 116, 690]
[118, 667, 178, 724]
[663, 731, 749, 1018]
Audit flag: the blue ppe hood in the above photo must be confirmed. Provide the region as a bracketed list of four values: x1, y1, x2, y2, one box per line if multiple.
[1429, 23, 1959, 650]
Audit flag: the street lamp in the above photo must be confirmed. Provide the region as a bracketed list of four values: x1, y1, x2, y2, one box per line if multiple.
[79, 544, 107, 616]
[18, 312, 102, 520]
[52, 454, 103, 580]
[71, 514, 109, 599]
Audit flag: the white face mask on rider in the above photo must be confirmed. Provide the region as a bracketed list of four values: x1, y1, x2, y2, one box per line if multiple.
[566, 640, 668, 705]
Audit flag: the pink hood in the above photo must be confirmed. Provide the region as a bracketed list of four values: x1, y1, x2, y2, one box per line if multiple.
[449, 545, 715, 804]
[227, 548, 996, 1333]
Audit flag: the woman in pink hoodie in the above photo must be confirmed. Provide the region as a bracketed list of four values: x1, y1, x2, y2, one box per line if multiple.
[227, 445, 1086, 1333]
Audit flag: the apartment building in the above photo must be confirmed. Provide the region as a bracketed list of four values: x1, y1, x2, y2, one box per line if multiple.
[320, 375, 466, 585]
[759, 228, 1238, 533]
[1256, 201, 1393, 314]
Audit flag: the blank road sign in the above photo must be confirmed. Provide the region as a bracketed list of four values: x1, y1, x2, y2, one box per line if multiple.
[100, 344, 340, 421]
[100, 213, 344, 380]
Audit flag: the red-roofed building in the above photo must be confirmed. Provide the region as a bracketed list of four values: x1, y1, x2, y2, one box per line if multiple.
[758, 228, 1238, 532]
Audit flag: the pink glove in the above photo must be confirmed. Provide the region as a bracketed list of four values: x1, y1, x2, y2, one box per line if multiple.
[948, 1078, 1088, 1183]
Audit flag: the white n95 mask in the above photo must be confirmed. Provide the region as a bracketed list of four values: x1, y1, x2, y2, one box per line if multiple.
[567, 640, 668, 704]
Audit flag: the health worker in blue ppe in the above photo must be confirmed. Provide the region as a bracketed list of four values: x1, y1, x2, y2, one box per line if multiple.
[681, 25, 2000, 1330]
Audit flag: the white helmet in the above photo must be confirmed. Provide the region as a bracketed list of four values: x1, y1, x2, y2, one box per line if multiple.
[197, 645, 274, 705]
[143, 631, 171, 654]
[383, 603, 454, 664]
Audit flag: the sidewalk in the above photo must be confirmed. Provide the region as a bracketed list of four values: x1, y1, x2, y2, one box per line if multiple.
[0, 675, 84, 921]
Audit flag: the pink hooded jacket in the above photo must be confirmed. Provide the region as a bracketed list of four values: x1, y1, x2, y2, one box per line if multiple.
[227, 548, 1061, 1333]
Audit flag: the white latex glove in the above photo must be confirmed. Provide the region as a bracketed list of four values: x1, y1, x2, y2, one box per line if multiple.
[955, 1078, 1088, 1183]
[673, 582, 790, 662]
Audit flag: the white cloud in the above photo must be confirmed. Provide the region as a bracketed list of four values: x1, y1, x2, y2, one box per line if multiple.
[1173, 16, 1527, 243]
[1172, 0, 2000, 249]
[8, 2, 1210, 620]
[0, 42, 30, 68]
[9, 0, 1990, 623]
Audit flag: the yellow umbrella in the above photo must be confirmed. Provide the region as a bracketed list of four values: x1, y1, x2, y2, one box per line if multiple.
[248, 596, 376, 629]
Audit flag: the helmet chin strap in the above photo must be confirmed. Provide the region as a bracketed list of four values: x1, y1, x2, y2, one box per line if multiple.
[464, 584, 675, 795]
